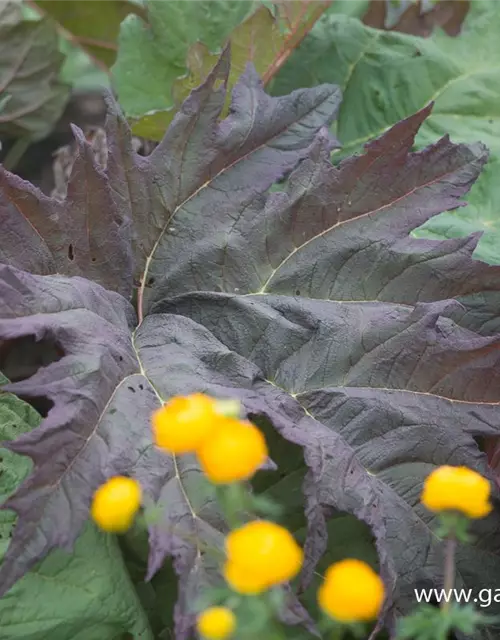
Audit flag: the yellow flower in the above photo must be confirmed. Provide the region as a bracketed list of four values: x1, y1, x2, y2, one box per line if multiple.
[421, 465, 492, 519]
[152, 393, 222, 454]
[223, 520, 303, 594]
[318, 559, 384, 623]
[196, 607, 236, 640]
[91, 476, 141, 533]
[197, 418, 268, 484]
[223, 560, 273, 595]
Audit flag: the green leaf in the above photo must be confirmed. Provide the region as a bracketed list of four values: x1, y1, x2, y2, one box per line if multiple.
[0, 2, 69, 140]
[326, 0, 370, 18]
[0, 524, 154, 640]
[0, 375, 153, 639]
[414, 157, 500, 266]
[112, 1, 331, 141]
[112, 0, 258, 138]
[272, 3, 500, 263]
[3, 2, 110, 93]
[0, 371, 37, 547]
[34, 0, 144, 68]
[120, 519, 178, 638]
[59, 38, 110, 91]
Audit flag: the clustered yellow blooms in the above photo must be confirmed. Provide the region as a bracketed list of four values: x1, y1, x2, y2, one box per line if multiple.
[152, 394, 268, 484]
[197, 607, 236, 640]
[88, 399, 494, 638]
[318, 558, 385, 623]
[195, 554, 385, 634]
[421, 465, 492, 519]
[90, 476, 142, 533]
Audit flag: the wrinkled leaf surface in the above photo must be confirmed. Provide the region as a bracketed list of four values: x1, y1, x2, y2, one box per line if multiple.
[272, 3, 500, 264]
[0, 373, 153, 639]
[1, 54, 500, 639]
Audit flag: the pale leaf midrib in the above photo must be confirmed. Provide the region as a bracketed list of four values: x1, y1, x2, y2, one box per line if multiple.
[257, 158, 476, 293]
[137, 87, 339, 321]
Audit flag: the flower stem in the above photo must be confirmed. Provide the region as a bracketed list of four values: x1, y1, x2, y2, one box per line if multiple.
[328, 622, 344, 640]
[441, 533, 457, 613]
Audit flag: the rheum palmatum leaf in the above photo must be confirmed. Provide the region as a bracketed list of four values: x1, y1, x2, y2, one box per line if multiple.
[1, 51, 500, 637]
[272, 3, 500, 264]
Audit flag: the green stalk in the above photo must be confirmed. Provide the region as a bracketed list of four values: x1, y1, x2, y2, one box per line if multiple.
[330, 624, 344, 640]
[441, 532, 457, 614]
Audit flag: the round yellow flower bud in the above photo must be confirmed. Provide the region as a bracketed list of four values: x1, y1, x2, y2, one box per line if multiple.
[91, 476, 141, 533]
[318, 559, 384, 623]
[152, 393, 221, 454]
[197, 419, 268, 484]
[223, 520, 303, 594]
[196, 607, 236, 640]
[222, 560, 269, 595]
[421, 465, 492, 519]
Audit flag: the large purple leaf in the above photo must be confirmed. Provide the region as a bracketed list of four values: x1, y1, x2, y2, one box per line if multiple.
[2, 53, 500, 638]
[155, 292, 500, 615]
[0, 129, 133, 297]
[0, 48, 341, 309]
[151, 101, 500, 335]
[0, 267, 157, 588]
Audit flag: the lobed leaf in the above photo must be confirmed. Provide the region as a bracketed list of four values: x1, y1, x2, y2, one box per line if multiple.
[0, 128, 134, 297]
[1, 48, 341, 305]
[1, 54, 500, 638]
[112, 1, 331, 141]
[111, 0, 258, 139]
[271, 3, 500, 264]
[0, 374, 153, 639]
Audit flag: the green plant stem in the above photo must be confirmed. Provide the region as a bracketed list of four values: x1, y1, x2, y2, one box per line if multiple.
[330, 624, 344, 640]
[217, 483, 246, 529]
[441, 533, 457, 613]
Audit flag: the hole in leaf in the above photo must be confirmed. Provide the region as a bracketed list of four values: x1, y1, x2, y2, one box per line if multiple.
[138, 384, 144, 391]
[91, 256, 96, 263]
[295, 290, 300, 296]
[15, 394, 54, 418]
[249, 413, 306, 492]
[147, 276, 155, 286]
[67, 244, 74, 261]
[127, 386, 136, 393]
[0, 335, 62, 417]
[0, 335, 64, 382]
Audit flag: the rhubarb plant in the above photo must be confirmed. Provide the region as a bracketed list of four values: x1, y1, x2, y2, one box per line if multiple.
[1, 49, 500, 639]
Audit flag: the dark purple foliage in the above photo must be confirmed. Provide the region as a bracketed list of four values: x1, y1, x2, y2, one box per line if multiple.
[1, 50, 500, 638]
